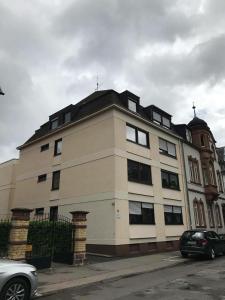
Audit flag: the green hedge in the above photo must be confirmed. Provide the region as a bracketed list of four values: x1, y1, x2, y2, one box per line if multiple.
[27, 221, 73, 258]
[0, 222, 11, 257]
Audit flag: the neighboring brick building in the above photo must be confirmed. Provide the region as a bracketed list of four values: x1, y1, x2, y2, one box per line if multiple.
[174, 117, 225, 232]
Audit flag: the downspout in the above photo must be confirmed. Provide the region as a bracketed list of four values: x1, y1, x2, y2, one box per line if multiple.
[180, 140, 193, 229]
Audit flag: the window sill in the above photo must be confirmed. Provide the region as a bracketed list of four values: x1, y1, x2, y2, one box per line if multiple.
[126, 139, 150, 149]
[159, 151, 177, 160]
[129, 223, 156, 226]
[165, 224, 184, 226]
[128, 180, 153, 186]
[51, 188, 59, 191]
[54, 153, 62, 157]
[190, 181, 202, 186]
[162, 186, 180, 191]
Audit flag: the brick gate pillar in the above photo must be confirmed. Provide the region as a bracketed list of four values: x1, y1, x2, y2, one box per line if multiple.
[70, 211, 89, 265]
[8, 208, 33, 261]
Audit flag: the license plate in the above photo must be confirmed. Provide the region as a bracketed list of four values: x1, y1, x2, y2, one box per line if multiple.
[187, 241, 196, 245]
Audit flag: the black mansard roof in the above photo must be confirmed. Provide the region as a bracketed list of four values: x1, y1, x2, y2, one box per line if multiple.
[18, 89, 177, 149]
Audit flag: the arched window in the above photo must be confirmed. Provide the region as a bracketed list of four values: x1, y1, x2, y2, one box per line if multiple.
[207, 204, 215, 228]
[193, 200, 199, 227]
[199, 200, 206, 227]
[193, 199, 206, 227]
[209, 162, 216, 185]
[215, 204, 222, 227]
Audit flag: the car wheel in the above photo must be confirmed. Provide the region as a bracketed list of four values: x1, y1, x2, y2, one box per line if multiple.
[181, 252, 188, 258]
[1, 277, 30, 300]
[208, 248, 216, 260]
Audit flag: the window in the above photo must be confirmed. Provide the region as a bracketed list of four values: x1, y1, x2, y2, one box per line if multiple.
[153, 112, 170, 128]
[159, 138, 176, 158]
[161, 170, 179, 190]
[64, 112, 71, 123]
[215, 204, 222, 227]
[54, 139, 62, 156]
[128, 99, 137, 113]
[164, 205, 183, 225]
[41, 143, 49, 152]
[35, 208, 44, 215]
[52, 170, 60, 190]
[50, 206, 58, 221]
[128, 160, 152, 185]
[126, 124, 149, 147]
[37, 174, 47, 183]
[207, 204, 215, 228]
[209, 163, 216, 185]
[217, 171, 223, 192]
[193, 199, 206, 227]
[129, 201, 155, 224]
[222, 205, 225, 226]
[186, 129, 192, 143]
[200, 134, 205, 147]
[51, 117, 59, 130]
[202, 167, 209, 185]
[188, 157, 201, 184]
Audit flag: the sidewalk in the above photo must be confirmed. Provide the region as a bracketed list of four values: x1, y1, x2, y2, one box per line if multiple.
[37, 251, 189, 297]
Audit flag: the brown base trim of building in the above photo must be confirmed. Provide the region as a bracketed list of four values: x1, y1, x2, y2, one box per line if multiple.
[87, 240, 180, 257]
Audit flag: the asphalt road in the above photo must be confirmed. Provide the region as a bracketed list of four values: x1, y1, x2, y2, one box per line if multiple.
[41, 256, 225, 300]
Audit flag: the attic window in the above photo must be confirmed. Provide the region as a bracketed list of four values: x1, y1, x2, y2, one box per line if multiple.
[153, 111, 170, 128]
[64, 112, 71, 123]
[128, 99, 137, 113]
[51, 117, 59, 130]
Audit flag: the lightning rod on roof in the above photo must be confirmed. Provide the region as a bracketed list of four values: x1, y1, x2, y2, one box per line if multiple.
[192, 102, 196, 117]
[0, 86, 4, 95]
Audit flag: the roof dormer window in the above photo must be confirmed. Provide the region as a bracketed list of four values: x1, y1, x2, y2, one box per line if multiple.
[128, 99, 137, 113]
[51, 117, 59, 130]
[162, 116, 170, 128]
[153, 111, 170, 128]
[64, 111, 71, 123]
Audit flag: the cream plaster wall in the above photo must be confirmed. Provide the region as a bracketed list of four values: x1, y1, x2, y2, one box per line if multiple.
[0, 159, 18, 215]
[113, 110, 188, 244]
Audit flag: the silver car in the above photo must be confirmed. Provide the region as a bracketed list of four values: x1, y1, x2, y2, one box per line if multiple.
[0, 259, 38, 300]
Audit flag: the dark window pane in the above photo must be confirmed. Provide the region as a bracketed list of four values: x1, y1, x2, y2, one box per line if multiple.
[129, 201, 155, 225]
[38, 174, 47, 183]
[64, 112, 71, 123]
[162, 171, 169, 188]
[35, 208, 44, 215]
[41, 144, 49, 152]
[139, 164, 151, 184]
[153, 111, 161, 123]
[162, 117, 170, 128]
[159, 138, 167, 152]
[52, 171, 60, 190]
[128, 160, 139, 182]
[51, 118, 58, 130]
[170, 173, 179, 189]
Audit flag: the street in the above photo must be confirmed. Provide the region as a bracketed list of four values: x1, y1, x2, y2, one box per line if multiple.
[40, 256, 225, 300]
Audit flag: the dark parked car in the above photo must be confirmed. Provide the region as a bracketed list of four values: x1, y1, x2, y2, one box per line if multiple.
[180, 230, 225, 259]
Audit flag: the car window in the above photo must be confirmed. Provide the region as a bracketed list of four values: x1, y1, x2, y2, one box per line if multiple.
[210, 231, 220, 239]
[182, 231, 204, 240]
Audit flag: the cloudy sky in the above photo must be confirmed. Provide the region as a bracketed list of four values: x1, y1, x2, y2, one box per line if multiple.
[0, 0, 225, 163]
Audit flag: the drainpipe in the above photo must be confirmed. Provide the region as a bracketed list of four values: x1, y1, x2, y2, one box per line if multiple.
[179, 140, 193, 229]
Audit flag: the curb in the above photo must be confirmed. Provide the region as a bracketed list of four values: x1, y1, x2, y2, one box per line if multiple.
[36, 258, 193, 298]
